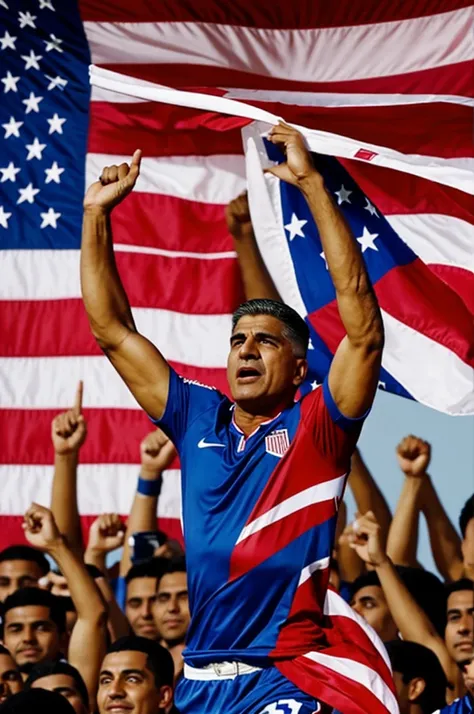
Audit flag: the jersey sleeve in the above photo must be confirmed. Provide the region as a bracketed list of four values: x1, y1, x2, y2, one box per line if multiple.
[150, 368, 221, 451]
[302, 377, 370, 466]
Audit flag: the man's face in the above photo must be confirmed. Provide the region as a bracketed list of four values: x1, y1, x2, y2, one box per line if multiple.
[153, 572, 189, 646]
[3, 605, 62, 667]
[126, 578, 159, 640]
[0, 653, 23, 705]
[445, 589, 474, 664]
[350, 585, 398, 642]
[227, 315, 306, 410]
[462, 519, 474, 573]
[31, 674, 87, 714]
[97, 650, 172, 714]
[0, 561, 44, 602]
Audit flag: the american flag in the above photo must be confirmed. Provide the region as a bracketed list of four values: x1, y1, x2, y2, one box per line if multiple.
[0, 2, 472, 710]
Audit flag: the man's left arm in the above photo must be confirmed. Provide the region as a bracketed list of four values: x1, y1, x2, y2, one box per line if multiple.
[268, 123, 384, 417]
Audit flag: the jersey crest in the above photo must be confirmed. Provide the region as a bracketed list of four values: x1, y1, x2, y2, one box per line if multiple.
[265, 428, 291, 458]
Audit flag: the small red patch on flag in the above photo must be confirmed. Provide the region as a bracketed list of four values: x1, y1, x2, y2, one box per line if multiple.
[354, 148, 377, 161]
[265, 429, 290, 458]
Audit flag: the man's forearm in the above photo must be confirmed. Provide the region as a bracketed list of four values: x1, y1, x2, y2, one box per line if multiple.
[421, 475, 464, 582]
[233, 232, 281, 301]
[349, 450, 392, 538]
[299, 176, 383, 345]
[51, 453, 83, 559]
[119, 468, 161, 577]
[81, 209, 136, 348]
[386, 478, 423, 567]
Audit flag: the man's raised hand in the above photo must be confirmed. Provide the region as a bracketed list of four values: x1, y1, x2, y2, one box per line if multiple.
[87, 513, 125, 554]
[266, 122, 318, 187]
[84, 149, 142, 214]
[23, 503, 63, 552]
[225, 192, 254, 240]
[51, 381, 87, 455]
[348, 511, 388, 568]
[140, 428, 176, 479]
[396, 435, 431, 478]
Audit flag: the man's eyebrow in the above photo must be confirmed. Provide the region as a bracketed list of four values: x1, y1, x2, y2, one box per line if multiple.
[254, 331, 283, 342]
[121, 668, 146, 677]
[447, 608, 461, 616]
[99, 669, 113, 677]
[230, 332, 246, 344]
[359, 596, 376, 603]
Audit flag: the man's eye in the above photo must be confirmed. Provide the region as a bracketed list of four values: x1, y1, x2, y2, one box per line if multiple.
[127, 676, 141, 683]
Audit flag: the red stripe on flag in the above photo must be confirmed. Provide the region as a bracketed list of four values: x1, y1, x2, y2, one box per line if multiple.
[428, 264, 474, 316]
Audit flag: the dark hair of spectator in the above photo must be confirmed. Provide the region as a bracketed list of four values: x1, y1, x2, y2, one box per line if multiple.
[25, 660, 89, 709]
[386, 640, 447, 713]
[106, 635, 174, 689]
[160, 555, 186, 579]
[350, 566, 447, 636]
[459, 495, 474, 538]
[57, 596, 75, 614]
[0, 546, 49, 576]
[1, 588, 66, 635]
[125, 557, 167, 585]
[0, 688, 75, 713]
[232, 299, 309, 358]
[445, 578, 474, 598]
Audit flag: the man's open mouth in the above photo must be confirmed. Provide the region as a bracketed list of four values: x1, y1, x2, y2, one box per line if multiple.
[237, 367, 261, 381]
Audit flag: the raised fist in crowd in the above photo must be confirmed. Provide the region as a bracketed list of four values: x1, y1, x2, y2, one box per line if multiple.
[225, 191, 254, 240]
[84, 149, 142, 214]
[87, 513, 125, 554]
[348, 511, 388, 569]
[23, 503, 62, 553]
[140, 428, 176, 479]
[51, 381, 87, 455]
[396, 435, 431, 477]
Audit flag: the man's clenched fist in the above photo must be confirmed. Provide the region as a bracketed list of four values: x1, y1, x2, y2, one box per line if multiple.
[51, 381, 87, 455]
[396, 435, 431, 477]
[225, 192, 254, 240]
[84, 149, 142, 214]
[140, 429, 176, 479]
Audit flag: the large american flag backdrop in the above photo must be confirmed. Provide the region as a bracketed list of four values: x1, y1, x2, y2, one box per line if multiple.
[0, 1, 473, 566]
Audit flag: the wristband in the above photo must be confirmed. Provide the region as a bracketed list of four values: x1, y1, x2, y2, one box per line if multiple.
[137, 475, 162, 497]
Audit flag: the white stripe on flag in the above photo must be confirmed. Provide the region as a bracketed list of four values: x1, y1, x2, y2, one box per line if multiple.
[298, 557, 330, 587]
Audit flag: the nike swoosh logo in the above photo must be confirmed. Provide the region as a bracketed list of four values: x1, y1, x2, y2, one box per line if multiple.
[197, 438, 225, 449]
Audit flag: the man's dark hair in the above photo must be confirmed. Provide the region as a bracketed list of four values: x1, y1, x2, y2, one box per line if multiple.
[232, 299, 309, 358]
[1, 588, 66, 635]
[159, 556, 186, 581]
[445, 578, 474, 599]
[460, 495, 474, 538]
[25, 660, 88, 709]
[105, 635, 174, 689]
[350, 566, 447, 636]
[0, 546, 49, 576]
[125, 557, 167, 586]
[386, 640, 447, 713]
[0, 689, 75, 713]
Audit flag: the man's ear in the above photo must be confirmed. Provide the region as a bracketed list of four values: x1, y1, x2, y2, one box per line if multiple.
[159, 684, 173, 709]
[293, 358, 308, 387]
[408, 676, 426, 702]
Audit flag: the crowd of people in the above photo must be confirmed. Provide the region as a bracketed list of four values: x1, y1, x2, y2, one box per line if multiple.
[1, 124, 472, 714]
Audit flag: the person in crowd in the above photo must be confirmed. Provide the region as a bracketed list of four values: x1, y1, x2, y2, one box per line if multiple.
[386, 640, 447, 713]
[96, 636, 174, 714]
[81, 122, 384, 713]
[25, 661, 89, 714]
[21, 503, 108, 709]
[387, 435, 470, 582]
[459, 496, 474, 581]
[349, 511, 460, 701]
[435, 658, 474, 713]
[444, 580, 474, 672]
[124, 559, 166, 640]
[0, 646, 23, 705]
[153, 557, 189, 678]
[0, 688, 76, 714]
[0, 546, 49, 602]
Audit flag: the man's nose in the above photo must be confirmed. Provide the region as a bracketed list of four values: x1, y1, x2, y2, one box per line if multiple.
[167, 596, 180, 614]
[23, 626, 36, 643]
[239, 336, 258, 359]
[458, 614, 473, 634]
[108, 680, 126, 698]
[140, 601, 153, 620]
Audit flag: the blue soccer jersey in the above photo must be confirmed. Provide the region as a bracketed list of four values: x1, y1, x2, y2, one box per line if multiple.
[154, 368, 365, 669]
[435, 695, 474, 713]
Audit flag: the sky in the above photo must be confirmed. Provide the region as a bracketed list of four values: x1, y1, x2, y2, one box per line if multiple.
[347, 388, 474, 576]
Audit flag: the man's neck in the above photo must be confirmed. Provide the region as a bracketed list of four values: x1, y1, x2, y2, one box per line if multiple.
[233, 399, 292, 436]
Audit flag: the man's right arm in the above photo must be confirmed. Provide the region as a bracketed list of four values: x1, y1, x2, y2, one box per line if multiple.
[81, 151, 170, 421]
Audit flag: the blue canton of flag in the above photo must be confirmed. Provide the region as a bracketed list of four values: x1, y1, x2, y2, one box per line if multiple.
[0, 0, 90, 249]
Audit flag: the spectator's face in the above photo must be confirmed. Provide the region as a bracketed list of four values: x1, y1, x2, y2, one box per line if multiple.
[31, 674, 87, 714]
[0, 653, 23, 704]
[0, 561, 44, 602]
[3, 605, 62, 667]
[462, 519, 474, 572]
[98, 650, 172, 714]
[350, 585, 398, 642]
[391, 671, 425, 714]
[126, 578, 159, 640]
[227, 315, 305, 407]
[445, 589, 474, 663]
[153, 572, 189, 645]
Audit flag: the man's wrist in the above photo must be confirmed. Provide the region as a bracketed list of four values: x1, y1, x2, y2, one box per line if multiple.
[46, 534, 68, 558]
[54, 450, 79, 461]
[83, 205, 110, 218]
[374, 555, 392, 571]
[139, 467, 163, 481]
[297, 170, 325, 196]
[138, 473, 162, 496]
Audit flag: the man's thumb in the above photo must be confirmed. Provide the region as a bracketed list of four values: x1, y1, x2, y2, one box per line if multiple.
[128, 149, 142, 181]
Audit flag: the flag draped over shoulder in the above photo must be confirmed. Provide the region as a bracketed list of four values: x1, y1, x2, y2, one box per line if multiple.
[0, 1, 472, 554]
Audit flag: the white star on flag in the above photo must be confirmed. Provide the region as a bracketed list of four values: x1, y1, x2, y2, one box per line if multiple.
[320, 251, 328, 269]
[44, 161, 64, 184]
[0, 162, 21, 182]
[18, 11, 37, 29]
[40, 207, 61, 228]
[39, 0, 55, 9]
[284, 213, 307, 241]
[26, 137, 46, 160]
[0, 31, 17, 51]
[311, 380, 319, 390]
[45, 74, 67, 91]
[364, 198, 378, 217]
[17, 183, 40, 205]
[0, 0, 9, 9]
[335, 184, 352, 205]
[23, 92, 43, 114]
[21, 49, 42, 70]
[2, 116, 23, 138]
[356, 226, 379, 253]
[0, 206, 12, 228]
[47, 113, 66, 134]
[44, 33, 63, 52]
[308, 339, 314, 350]
[2, 71, 20, 93]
